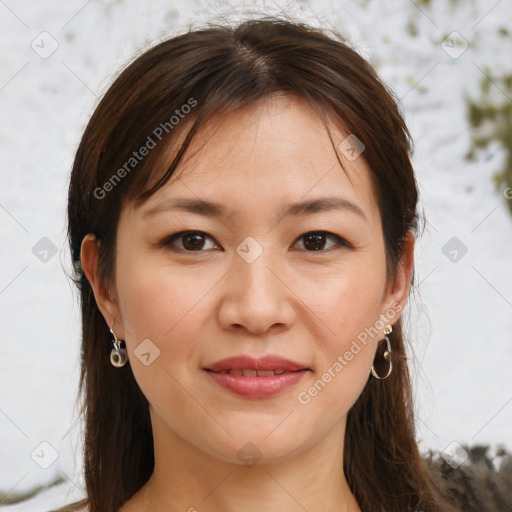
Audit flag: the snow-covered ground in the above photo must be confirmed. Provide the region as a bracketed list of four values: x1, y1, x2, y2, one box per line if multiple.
[1, 0, 511, 509]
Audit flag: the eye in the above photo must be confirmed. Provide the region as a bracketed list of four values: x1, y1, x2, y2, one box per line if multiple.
[160, 231, 220, 252]
[159, 230, 351, 253]
[293, 231, 351, 252]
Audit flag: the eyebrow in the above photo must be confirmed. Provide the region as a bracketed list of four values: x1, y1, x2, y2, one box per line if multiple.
[143, 196, 368, 222]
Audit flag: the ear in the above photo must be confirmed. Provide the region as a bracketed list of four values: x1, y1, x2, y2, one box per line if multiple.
[80, 234, 125, 338]
[380, 230, 415, 320]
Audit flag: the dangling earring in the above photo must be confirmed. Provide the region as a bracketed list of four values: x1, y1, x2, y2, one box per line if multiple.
[109, 323, 128, 367]
[371, 324, 393, 380]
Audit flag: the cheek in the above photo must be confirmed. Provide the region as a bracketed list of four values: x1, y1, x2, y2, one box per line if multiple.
[300, 254, 387, 405]
[295, 291, 381, 424]
[114, 257, 211, 421]
[310, 253, 387, 345]
[116, 252, 217, 343]
[114, 249, 231, 405]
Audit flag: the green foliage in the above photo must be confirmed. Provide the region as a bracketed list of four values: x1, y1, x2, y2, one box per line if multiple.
[466, 72, 512, 217]
[414, 0, 465, 7]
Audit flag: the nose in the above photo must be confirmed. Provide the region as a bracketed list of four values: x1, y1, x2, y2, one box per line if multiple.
[217, 249, 297, 335]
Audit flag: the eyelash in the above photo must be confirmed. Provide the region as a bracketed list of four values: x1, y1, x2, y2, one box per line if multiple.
[159, 230, 352, 253]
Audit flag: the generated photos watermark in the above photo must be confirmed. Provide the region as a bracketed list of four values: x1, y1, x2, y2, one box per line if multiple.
[297, 302, 402, 405]
[93, 97, 198, 200]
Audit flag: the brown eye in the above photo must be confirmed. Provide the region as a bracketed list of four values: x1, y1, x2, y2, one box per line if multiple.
[182, 233, 207, 251]
[295, 231, 349, 252]
[162, 231, 219, 252]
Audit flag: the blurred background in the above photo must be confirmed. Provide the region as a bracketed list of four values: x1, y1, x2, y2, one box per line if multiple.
[1, 0, 511, 509]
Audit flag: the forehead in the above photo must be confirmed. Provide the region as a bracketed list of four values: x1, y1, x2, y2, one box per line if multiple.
[136, 95, 380, 226]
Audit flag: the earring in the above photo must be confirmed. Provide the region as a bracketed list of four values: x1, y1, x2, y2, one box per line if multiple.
[371, 324, 393, 380]
[109, 323, 128, 367]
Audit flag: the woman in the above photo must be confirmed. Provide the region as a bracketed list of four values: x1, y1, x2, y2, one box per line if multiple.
[62, 16, 455, 512]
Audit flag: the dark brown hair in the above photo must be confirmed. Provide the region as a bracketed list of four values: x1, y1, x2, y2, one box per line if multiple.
[63, 16, 456, 512]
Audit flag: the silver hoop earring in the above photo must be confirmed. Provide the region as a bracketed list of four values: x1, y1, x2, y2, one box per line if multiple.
[371, 324, 393, 380]
[109, 324, 127, 368]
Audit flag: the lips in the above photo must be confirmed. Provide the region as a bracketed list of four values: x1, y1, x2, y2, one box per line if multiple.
[204, 355, 310, 398]
[204, 355, 309, 373]
[214, 369, 287, 376]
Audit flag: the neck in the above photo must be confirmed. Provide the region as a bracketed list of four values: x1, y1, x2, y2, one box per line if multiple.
[126, 411, 360, 512]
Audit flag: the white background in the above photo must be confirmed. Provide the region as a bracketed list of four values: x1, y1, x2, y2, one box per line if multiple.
[1, 0, 511, 509]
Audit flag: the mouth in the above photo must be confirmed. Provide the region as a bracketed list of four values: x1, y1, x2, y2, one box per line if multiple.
[209, 368, 291, 376]
[203, 355, 311, 398]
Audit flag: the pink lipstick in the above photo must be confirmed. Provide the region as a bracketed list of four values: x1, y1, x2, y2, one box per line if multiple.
[204, 355, 310, 398]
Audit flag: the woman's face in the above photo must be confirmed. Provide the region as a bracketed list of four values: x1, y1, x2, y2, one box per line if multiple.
[88, 95, 412, 465]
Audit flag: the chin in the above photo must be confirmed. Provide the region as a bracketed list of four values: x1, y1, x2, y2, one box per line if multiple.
[197, 421, 316, 467]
